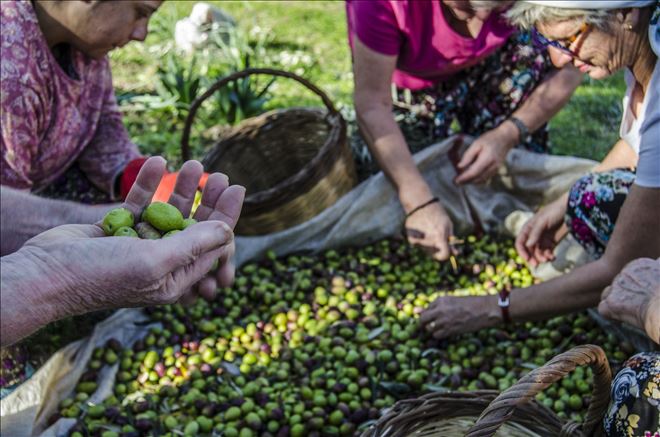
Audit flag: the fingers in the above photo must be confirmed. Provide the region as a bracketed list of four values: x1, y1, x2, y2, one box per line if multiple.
[597, 298, 613, 320]
[175, 260, 224, 306]
[167, 160, 204, 218]
[419, 305, 437, 325]
[600, 285, 613, 301]
[406, 228, 451, 261]
[455, 153, 492, 185]
[215, 252, 236, 288]
[524, 218, 546, 253]
[194, 172, 230, 221]
[432, 238, 451, 261]
[178, 290, 198, 307]
[123, 157, 167, 217]
[515, 223, 532, 262]
[204, 185, 246, 230]
[405, 205, 453, 262]
[197, 276, 219, 301]
[456, 143, 480, 171]
[471, 162, 499, 185]
[420, 305, 450, 339]
[516, 216, 545, 266]
[152, 221, 233, 274]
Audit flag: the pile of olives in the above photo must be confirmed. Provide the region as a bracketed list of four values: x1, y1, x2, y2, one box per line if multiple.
[102, 203, 197, 239]
[55, 235, 630, 437]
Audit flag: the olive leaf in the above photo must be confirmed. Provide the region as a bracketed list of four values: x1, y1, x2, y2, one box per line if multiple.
[220, 362, 241, 377]
[367, 326, 386, 341]
[378, 381, 412, 398]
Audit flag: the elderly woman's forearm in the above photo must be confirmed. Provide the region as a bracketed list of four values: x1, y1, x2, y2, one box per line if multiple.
[512, 185, 660, 324]
[509, 65, 582, 133]
[0, 253, 64, 346]
[0, 186, 114, 255]
[593, 138, 638, 172]
[355, 102, 434, 202]
[509, 258, 613, 322]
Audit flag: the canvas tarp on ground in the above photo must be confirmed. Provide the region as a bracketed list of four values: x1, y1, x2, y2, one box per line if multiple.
[3, 135, 613, 436]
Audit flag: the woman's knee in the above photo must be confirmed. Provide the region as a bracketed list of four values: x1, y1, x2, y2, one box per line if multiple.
[566, 169, 636, 258]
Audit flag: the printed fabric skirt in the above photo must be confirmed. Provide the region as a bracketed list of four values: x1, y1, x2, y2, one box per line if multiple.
[565, 168, 636, 259]
[604, 352, 660, 437]
[351, 30, 555, 181]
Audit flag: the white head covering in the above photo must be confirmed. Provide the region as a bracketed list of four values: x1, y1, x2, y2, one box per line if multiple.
[523, 0, 660, 56]
[524, 1, 655, 9]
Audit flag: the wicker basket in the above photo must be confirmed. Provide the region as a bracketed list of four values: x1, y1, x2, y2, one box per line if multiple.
[181, 68, 357, 235]
[361, 345, 612, 437]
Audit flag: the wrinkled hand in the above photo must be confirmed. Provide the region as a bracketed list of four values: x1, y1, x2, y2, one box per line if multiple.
[420, 295, 500, 339]
[598, 258, 660, 343]
[515, 195, 569, 267]
[454, 128, 513, 185]
[404, 202, 454, 261]
[155, 161, 244, 304]
[20, 157, 245, 314]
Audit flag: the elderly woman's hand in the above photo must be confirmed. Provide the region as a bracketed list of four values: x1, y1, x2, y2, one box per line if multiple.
[515, 194, 569, 267]
[598, 258, 660, 344]
[420, 295, 501, 339]
[17, 157, 244, 313]
[454, 126, 516, 185]
[404, 201, 455, 261]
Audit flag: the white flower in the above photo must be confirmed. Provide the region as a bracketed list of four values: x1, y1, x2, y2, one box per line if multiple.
[611, 368, 639, 404]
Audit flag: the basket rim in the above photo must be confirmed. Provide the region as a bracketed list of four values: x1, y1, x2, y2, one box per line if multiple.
[361, 390, 561, 437]
[202, 107, 349, 215]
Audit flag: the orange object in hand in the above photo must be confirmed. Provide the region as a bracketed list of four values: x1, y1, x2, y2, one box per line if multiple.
[120, 157, 208, 202]
[152, 172, 209, 202]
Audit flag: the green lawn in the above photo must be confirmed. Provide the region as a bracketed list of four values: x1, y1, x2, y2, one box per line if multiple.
[110, 1, 623, 165]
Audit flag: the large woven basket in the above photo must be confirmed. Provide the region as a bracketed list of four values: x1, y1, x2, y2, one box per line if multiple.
[361, 344, 612, 437]
[181, 68, 357, 235]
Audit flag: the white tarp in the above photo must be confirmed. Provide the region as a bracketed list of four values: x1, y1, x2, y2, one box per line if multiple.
[2, 135, 607, 436]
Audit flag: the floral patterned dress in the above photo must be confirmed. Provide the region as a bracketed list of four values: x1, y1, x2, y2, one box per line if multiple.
[605, 352, 660, 437]
[351, 30, 554, 180]
[565, 168, 636, 259]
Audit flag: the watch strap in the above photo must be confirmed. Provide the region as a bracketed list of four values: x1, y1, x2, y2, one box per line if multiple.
[509, 116, 531, 144]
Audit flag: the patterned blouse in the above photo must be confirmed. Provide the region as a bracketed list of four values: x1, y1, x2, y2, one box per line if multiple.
[0, 0, 140, 197]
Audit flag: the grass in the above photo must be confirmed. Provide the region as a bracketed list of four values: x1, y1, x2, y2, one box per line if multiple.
[110, 1, 623, 164]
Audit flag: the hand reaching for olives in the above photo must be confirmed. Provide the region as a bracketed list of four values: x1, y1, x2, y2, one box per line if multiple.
[515, 194, 569, 267]
[598, 258, 660, 344]
[404, 201, 454, 261]
[420, 295, 501, 339]
[1, 157, 244, 346]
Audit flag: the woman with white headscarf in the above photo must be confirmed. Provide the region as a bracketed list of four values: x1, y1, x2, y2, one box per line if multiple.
[421, 2, 659, 434]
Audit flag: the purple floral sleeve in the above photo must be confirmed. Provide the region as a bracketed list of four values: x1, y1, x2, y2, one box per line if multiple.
[1, 0, 140, 197]
[0, 83, 43, 190]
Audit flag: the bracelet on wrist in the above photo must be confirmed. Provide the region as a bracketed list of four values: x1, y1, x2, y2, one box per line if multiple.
[405, 197, 439, 221]
[508, 116, 531, 144]
[498, 289, 511, 325]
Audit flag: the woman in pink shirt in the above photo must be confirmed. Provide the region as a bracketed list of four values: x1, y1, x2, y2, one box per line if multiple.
[348, 0, 583, 260]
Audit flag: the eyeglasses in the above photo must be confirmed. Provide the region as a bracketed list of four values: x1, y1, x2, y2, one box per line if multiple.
[531, 23, 591, 58]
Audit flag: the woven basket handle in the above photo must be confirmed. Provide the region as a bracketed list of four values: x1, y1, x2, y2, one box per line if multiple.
[466, 344, 612, 437]
[181, 67, 339, 161]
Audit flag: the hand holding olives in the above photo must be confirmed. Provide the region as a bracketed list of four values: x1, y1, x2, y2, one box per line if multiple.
[1, 158, 244, 346]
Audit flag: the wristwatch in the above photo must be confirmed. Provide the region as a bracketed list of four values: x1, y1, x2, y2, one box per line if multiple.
[509, 116, 531, 144]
